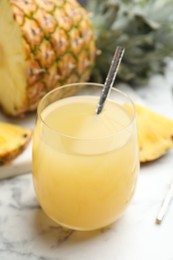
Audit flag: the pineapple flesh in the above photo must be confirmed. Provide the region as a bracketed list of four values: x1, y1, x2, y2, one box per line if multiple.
[0, 122, 32, 165]
[0, 0, 96, 116]
[136, 104, 173, 163]
[0, 0, 27, 115]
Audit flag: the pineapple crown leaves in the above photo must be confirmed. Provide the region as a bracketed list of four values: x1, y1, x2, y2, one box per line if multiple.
[87, 0, 173, 85]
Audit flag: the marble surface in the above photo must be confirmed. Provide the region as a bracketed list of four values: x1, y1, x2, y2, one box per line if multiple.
[0, 112, 34, 180]
[1, 61, 173, 260]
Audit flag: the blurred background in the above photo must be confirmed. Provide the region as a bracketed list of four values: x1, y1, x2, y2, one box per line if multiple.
[77, 0, 173, 88]
[78, 0, 87, 5]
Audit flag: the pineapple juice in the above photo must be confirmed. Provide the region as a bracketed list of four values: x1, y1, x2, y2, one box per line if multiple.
[32, 95, 139, 230]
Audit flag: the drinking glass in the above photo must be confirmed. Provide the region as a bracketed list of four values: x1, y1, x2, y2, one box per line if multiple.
[32, 82, 139, 231]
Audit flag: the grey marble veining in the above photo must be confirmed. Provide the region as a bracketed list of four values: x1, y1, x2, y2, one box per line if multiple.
[0, 175, 73, 259]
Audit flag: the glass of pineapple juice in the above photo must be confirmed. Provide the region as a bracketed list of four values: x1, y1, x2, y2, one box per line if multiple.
[32, 82, 139, 231]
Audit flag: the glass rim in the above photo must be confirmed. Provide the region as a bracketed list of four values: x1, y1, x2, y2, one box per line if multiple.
[37, 82, 136, 141]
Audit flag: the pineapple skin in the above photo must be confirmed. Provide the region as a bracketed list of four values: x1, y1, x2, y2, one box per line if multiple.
[0, 0, 96, 116]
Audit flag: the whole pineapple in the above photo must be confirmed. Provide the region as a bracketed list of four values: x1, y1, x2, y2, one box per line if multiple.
[0, 0, 96, 116]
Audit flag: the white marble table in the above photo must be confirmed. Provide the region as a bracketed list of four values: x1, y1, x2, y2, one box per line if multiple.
[1, 61, 173, 260]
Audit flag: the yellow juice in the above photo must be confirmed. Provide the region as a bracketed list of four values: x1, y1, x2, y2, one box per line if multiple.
[32, 96, 139, 230]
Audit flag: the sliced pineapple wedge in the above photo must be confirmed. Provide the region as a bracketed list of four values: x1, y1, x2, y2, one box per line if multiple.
[0, 122, 32, 165]
[0, 0, 27, 116]
[136, 104, 173, 163]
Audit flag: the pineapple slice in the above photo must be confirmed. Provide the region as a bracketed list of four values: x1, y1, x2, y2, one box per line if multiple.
[136, 104, 173, 163]
[0, 0, 27, 115]
[0, 122, 32, 165]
